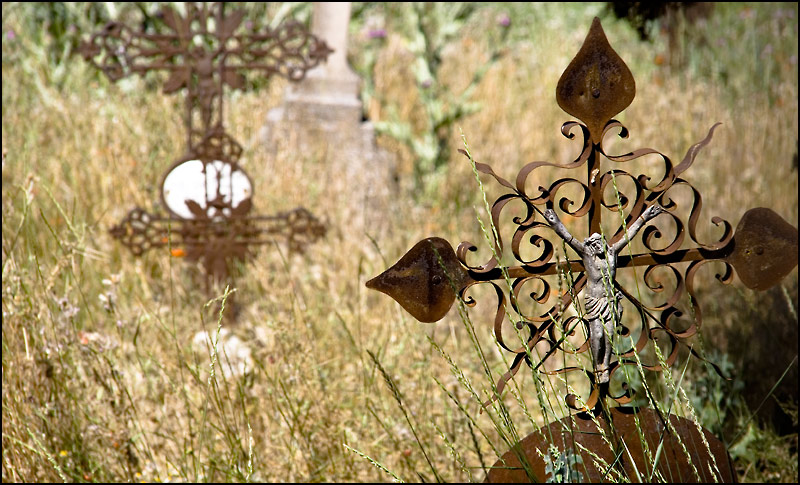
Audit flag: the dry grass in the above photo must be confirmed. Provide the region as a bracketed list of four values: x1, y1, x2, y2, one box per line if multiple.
[2, 2, 797, 482]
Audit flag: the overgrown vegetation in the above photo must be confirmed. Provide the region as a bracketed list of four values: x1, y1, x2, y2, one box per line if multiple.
[3, 2, 797, 482]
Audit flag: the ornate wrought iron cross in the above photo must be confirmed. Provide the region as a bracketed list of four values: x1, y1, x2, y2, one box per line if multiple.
[81, 2, 331, 288]
[367, 17, 798, 413]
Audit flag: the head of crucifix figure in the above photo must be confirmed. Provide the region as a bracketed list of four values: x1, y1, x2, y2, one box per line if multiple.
[585, 233, 606, 257]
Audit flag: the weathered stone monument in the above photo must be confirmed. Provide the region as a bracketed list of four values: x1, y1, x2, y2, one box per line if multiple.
[260, 2, 395, 232]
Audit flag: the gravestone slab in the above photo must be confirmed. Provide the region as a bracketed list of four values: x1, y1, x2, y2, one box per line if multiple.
[260, 2, 396, 233]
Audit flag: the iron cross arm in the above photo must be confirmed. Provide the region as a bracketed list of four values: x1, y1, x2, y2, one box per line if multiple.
[366, 200, 797, 413]
[79, 3, 332, 86]
[367, 160, 798, 328]
[110, 206, 326, 268]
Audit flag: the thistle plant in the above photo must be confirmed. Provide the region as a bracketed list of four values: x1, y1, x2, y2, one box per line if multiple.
[351, 2, 512, 193]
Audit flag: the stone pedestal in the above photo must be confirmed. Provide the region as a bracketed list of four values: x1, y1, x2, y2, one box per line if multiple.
[260, 2, 395, 233]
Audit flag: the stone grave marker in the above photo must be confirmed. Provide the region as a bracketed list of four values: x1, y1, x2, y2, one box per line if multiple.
[260, 2, 396, 234]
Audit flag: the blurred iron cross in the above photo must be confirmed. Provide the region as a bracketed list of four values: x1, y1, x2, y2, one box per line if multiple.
[367, 18, 798, 413]
[81, 2, 330, 288]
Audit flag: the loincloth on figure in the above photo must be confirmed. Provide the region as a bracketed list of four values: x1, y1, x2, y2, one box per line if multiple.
[583, 290, 623, 324]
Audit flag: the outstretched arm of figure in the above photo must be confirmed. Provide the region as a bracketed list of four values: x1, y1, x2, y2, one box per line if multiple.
[544, 208, 586, 255]
[611, 204, 666, 254]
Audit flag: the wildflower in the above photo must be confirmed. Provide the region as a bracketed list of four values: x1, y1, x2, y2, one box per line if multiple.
[99, 292, 116, 313]
[497, 13, 511, 28]
[102, 273, 121, 287]
[59, 450, 68, 457]
[367, 28, 386, 40]
[420, 79, 432, 89]
[79, 330, 117, 351]
[79, 331, 91, 346]
[57, 296, 79, 320]
[5, 30, 15, 41]
[170, 248, 186, 258]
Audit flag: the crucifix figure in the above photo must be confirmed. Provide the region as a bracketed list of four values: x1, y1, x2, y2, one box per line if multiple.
[544, 204, 665, 383]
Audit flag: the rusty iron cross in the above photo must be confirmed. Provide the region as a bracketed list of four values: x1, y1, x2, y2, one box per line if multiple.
[81, 2, 330, 287]
[367, 18, 798, 413]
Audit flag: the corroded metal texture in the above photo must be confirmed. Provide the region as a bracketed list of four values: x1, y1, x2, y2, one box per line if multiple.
[728, 207, 799, 290]
[82, 3, 332, 285]
[366, 238, 473, 323]
[366, 16, 799, 413]
[484, 407, 736, 483]
[556, 17, 635, 144]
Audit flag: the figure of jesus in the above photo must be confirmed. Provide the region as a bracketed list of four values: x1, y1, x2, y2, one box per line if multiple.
[544, 204, 665, 384]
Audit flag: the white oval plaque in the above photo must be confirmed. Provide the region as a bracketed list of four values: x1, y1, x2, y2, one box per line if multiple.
[161, 159, 252, 219]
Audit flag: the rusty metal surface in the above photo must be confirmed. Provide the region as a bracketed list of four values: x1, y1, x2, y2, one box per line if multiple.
[484, 407, 736, 483]
[82, 3, 331, 286]
[556, 17, 635, 144]
[110, 206, 325, 273]
[366, 238, 474, 323]
[366, 16, 799, 412]
[729, 207, 799, 290]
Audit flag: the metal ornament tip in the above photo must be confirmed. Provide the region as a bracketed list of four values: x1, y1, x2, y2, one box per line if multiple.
[366, 237, 471, 323]
[556, 16, 636, 144]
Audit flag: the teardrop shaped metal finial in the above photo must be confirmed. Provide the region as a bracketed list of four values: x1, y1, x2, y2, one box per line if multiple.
[556, 17, 636, 144]
[365, 237, 472, 323]
[728, 208, 798, 291]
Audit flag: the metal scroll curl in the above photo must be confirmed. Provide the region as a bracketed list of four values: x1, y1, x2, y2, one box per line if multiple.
[450, 120, 743, 411]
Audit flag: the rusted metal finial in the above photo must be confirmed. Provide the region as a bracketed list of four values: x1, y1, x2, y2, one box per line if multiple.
[556, 17, 635, 144]
[366, 238, 473, 323]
